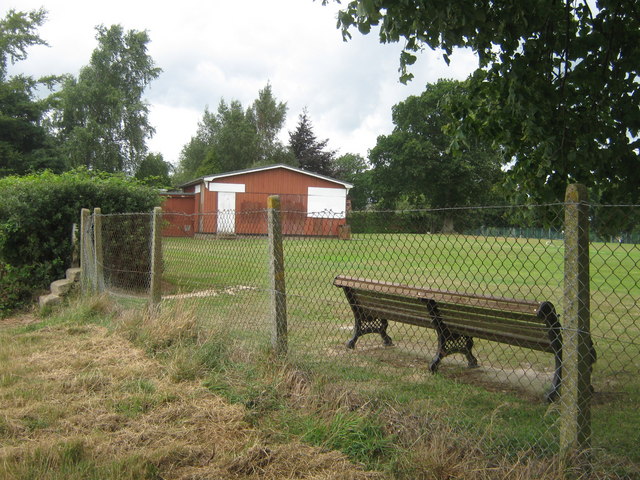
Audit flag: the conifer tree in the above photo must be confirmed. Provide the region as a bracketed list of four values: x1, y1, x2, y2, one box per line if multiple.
[288, 108, 335, 177]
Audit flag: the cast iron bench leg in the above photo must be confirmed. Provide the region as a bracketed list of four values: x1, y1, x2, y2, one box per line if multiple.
[426, 298, 478, 372]
[344, 286, 394, 349]
[430, 332, 478, 373]
[545, 351, 562, 402]
[347, 317, 393, 349]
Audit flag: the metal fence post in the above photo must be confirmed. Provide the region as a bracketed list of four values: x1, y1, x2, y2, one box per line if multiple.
[93, 208, 105, 293]
[80, 208, 93, 294]
[561, 183, 592, 475]
[150, 206, 163, 307]
[268, 195, 287, 356]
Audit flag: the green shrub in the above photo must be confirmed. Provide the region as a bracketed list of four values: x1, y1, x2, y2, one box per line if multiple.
[0, 263, 37, 316]
[0, 169, 160, 313]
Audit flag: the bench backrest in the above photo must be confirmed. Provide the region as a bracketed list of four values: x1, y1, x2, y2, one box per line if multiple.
[334, 275, 559, 353]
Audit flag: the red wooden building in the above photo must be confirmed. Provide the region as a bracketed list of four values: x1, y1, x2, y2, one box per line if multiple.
[161, 164, 353, 237]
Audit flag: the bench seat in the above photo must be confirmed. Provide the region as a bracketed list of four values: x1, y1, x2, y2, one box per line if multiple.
[333, 275, 595, 402]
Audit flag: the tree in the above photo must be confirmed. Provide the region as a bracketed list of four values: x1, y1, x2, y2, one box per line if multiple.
[212, 99, 261, 172]
[173, 108, 218, 183]
[368, 80, 503, 230]
[289, 108, 336, 176]
[0, 9, 63, 176]
[176, 84, 294, 181]
[333, 152, 372, 210]
[135, 152, 172, 187]
[0, 8, 47, 76]
[326, 0, 640, 204]
[186, 99, 261, 175]
[56, 25, 161, 174]
[249, 82, 293, 165]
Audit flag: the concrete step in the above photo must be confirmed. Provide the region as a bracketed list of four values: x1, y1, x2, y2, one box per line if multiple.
[38, 267, 82, 311]
[50, 278, 74, 296]
[39, 293, 62, 309]
[66, 267, 81, 282]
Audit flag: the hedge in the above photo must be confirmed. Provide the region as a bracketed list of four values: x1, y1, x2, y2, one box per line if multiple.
[0, 168, 160, 314]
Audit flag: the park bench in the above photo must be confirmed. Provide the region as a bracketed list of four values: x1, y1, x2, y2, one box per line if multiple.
[333, 275, 596, 402]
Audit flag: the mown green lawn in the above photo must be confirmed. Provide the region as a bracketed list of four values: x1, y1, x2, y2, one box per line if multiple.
[159, 233, 640, 473]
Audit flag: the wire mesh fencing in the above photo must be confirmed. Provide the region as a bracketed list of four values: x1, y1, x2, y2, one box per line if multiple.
[81, 197, 640, 479]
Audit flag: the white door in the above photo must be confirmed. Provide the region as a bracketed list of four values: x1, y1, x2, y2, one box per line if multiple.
[217, 191, 236, 234]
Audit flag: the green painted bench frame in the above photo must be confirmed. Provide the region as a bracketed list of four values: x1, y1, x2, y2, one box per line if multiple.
[333, 275, 595, 402]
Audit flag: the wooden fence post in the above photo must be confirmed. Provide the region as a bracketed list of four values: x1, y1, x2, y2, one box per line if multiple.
[268, 195, 287, 356]
[80, 208, 93, 294]
[93, 208, 104, 293]
[150, 206, 163, 307]
[561, 183, 592, 475]
[71, 223, 79, 268]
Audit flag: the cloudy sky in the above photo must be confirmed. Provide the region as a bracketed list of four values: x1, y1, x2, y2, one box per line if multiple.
[5, 0, 478, 166]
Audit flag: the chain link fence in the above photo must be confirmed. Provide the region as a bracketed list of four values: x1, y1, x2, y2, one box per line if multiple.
[80, 195, 639, 479]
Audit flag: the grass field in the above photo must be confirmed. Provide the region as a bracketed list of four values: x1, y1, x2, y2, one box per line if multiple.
[155, 232, 640, 475]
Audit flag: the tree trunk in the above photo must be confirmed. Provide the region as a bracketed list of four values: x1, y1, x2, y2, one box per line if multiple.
[442, 215, 455, 234]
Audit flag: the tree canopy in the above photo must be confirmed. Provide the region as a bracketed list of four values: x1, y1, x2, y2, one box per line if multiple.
[327, 0, 640, 204]
[55, 24, 161, 174]
[333, 152, 371, 210]
[135, 152, 172, 187]
[175, 99, 261, 180]
[0, 8, 47, 77]
[207, 99, 262, 173]
[289, 108, 336, 177]
[0, 9, 63, 176]
[175, 85, 295, 182]
[250, 82, 291, 165]
[369, 79, 503, 212]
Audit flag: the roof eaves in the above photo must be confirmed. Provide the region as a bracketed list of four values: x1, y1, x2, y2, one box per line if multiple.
[177, 176, 207, 189]
[202, 164, 354, 189]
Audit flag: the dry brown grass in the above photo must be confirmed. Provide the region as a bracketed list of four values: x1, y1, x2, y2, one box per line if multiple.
[114, 300, 202, 352]
[0, 304, 381, 480]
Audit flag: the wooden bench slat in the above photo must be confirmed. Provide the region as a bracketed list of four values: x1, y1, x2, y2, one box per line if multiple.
[334, 275, 540, 314]
[438, 316, 551, 345]
[358, 306, 433, 328]
[357, 305, 550, 349]
[353, 289, 427, 310]
[356, 299, 551, 349]
[352, 291, 547, 334]
[436, 306, 546, 333]
[354, 290, 544, 326]
[356, 303, 552, 351]
[447, 326, 552, 351]
[439, 315, 548, 341]
[435, 301, 543, 323]
[353, 294, 428, 317]
[354, 299, 553, 351]
[352, 290, 547, 334]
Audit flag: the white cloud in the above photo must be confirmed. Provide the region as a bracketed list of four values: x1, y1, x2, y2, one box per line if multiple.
[147, 104, 201, 165]
[4, 0, 478, 166]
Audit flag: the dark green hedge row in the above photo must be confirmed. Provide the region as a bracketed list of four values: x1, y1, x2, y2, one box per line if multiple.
[0, 169, 160, 314]
[347, 208, 512, 235]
